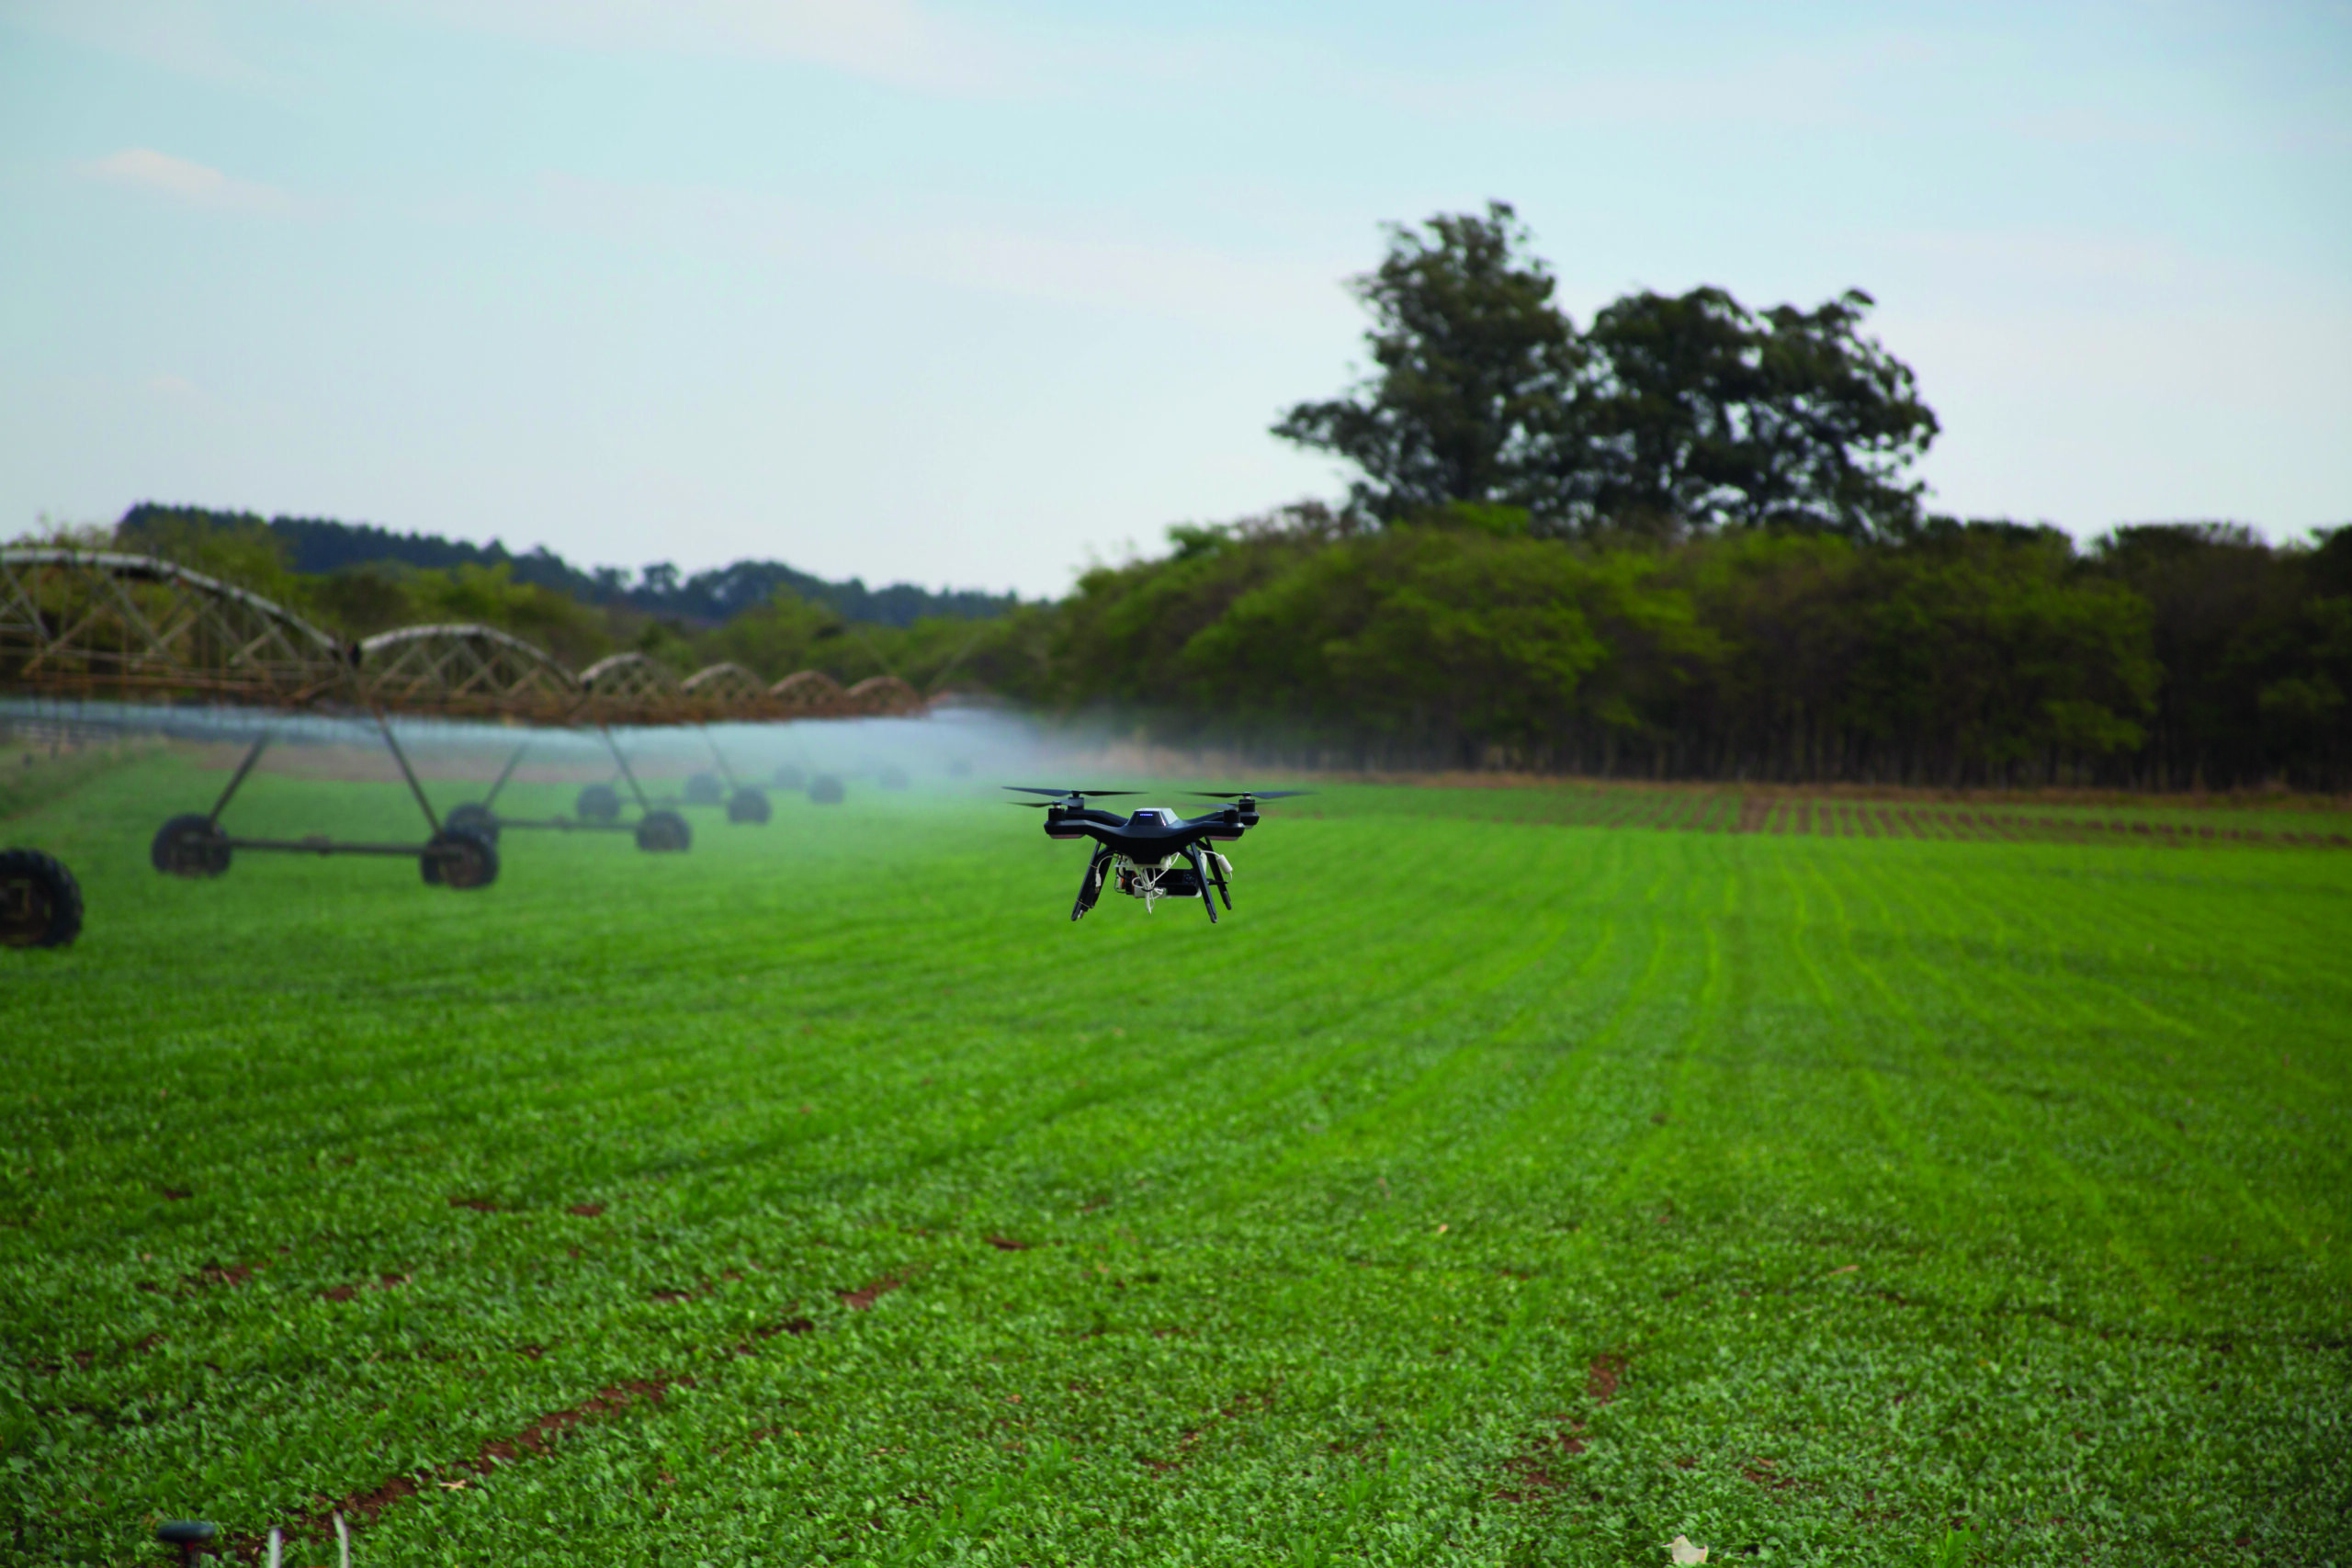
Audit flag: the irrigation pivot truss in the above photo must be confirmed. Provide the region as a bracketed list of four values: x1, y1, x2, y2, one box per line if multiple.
[0, 549, 925, 724]
[2, 549, 935, 925]
[356, 624, 580, 720]
[1, 549, 348, 705]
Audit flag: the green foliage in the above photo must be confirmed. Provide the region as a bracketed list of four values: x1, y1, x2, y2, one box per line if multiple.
[5, 761, 2348, 1563]
[697, 588, 850, 677]
[302, 565, 420, 639]
[1841, 532, 2158, 773]
[1272, 202, 1585, 525]
[2088, 523, 2352, 788]
[1044, 521, 2168, 784]
[1180, 529, 1680, 760]
[6, 517, 115, 551]
[1582, 288, 1939, 538]
[1274, 205, 1939, 540]
[113, 509, 312, 612]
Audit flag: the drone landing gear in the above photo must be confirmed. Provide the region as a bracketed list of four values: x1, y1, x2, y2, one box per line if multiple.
[1203, 848, 1235, 911]
[1071, 846, 1114, 921]
[1181, 844, 1219, 924]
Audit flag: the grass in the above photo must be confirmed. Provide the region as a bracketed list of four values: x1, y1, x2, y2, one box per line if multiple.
[4, 753, 2348, 1566]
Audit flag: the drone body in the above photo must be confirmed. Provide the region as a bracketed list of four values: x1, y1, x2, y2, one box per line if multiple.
[1007, 788, 1306, 922]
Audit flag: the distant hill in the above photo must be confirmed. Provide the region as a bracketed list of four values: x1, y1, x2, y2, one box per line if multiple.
[116, 503, 1018, 627]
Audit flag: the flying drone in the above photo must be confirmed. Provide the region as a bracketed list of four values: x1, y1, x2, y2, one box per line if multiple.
[1007, 787, 1308, 922]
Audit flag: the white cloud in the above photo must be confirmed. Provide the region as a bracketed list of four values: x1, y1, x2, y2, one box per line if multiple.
[80, 147, 294, 213]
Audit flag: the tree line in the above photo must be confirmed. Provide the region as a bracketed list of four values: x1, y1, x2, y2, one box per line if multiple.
[990, 505, 2349, 791]
[117, 504, 1019, 629]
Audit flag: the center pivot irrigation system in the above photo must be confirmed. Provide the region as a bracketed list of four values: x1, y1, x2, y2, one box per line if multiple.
[0, 549, 929, 940]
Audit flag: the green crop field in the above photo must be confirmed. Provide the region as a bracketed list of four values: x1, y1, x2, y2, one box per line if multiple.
[6, 753, 2349, 1566]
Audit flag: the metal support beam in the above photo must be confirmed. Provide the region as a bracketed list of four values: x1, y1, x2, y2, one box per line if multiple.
[228, 836, 440, 858]
[601, 725, 652, 812]
[209, 729, 274, 826]
[702, 727, 739, 789]
[483, 741, 529, 809]
[372, 709, 442, 835]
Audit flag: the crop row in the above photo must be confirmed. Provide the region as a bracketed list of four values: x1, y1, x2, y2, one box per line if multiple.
[1300, 788, 2352, 849]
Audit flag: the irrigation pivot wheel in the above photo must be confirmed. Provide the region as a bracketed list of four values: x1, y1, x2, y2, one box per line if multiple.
[421, 827, 500, 889]
[774, 763, 805, 790]
[636, 809, 692, 853]
[576, 784, 621, 822]
[151, 814, 232, 878]
[445, 802, 499, 845]
[727, 786, 772, 825]
[0, 849, 84, 949]
[808, 773, 846, 805]
[684, 771, 726, 807]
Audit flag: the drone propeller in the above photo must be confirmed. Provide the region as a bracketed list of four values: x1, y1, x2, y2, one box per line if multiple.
[1186, 789, 1314, 801]
[1003, 786, 1143, 798]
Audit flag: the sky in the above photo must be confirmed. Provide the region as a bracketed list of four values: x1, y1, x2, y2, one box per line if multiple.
[1, 1, 2346, 599]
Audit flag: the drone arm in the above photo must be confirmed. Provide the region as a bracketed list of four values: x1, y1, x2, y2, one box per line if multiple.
[1044, 809, 1129, 840]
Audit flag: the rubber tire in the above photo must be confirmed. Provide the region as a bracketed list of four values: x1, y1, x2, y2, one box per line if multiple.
[421, 827, 499, 890]
[0, 848, 84, 949]
[576, 784, 622, 822]
[151, 814, 232, 878]
[445, 802, 499, 845]
[773, 764, 805, 791]
[877, 765, 910, 791]
[727, 787, 771, 825]
[808, 773, 845, 805]
[635, 810, 692, 853]
[684, 772, 726, 807]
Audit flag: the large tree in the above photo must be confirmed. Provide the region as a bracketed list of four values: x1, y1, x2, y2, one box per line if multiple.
[1272, 202, 1584, 525]
[1277, 206, 1939, 539]
[1578, 287, 1939, 538]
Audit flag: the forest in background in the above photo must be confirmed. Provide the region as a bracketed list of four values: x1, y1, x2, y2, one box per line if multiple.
[116, 503, 1020, 629]
[16, 202, 2345, 792]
